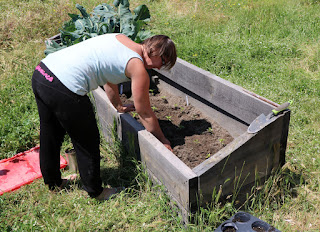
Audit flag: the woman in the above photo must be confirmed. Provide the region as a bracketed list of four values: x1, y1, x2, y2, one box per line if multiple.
[32, 33, 177, 200]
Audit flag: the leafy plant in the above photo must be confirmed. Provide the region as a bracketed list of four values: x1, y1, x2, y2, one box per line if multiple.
[206, 127, 213, 133]
[165, 115, 172, 121]
[149, 89, 155, 96]
[177, 124, 185, 130]
[173, 104, 180, 110]
[131, 112, 138, 118]
[161, 96, 168, 103]
[193, 139, 200, 144]
[45, 0, 152, 55]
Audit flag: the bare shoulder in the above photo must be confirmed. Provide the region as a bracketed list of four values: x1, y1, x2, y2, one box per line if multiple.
[115, 34, 131, 43]
[116, 34, 142, 54]
[125, 57, 147, 79]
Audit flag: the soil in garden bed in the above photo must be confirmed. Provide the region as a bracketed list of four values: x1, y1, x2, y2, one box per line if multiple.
[120, 88, 234, 169]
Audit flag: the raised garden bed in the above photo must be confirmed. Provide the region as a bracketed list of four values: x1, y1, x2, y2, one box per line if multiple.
[93, 58, 290, 221]
[120, 88, 234, 169]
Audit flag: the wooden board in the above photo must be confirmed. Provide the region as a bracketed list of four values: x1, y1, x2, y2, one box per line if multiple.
[92, 87, 144, 156]
[193, 112, 290, 204]
[92, 87, 121, 142]
[138, 130, 198, 213]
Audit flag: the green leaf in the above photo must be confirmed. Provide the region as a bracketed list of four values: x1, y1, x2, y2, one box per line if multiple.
[114, 0, 130, 8]
[76, 4, 90, 18]
[133, 5, 150, 22]
[113, 0, 120, 7]
[92, 3, 114, 14]
[44, 40, 67, 55]
[135, 30, 153, 43]
[68, 13, 81, 22]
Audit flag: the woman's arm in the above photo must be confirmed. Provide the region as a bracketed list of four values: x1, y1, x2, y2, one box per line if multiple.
[126, 59, 172, 151]
[103, 82, 135, 113]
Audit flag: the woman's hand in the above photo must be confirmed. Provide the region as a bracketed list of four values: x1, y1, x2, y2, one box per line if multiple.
[117, 104, 135, 113]
[162, 138, 173, 152]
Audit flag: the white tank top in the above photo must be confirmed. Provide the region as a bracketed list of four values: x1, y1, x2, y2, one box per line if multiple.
[42, 33, 143, 96]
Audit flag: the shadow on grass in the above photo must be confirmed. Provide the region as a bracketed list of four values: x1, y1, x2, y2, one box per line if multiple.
[99, 133, 141, 189]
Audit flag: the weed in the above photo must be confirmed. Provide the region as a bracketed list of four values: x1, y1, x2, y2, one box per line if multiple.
[131, 112, 138, 118]
[165, 115, 172, 121]
[177, 124, 185, 130]
[207, 127, 213, 133]
[149, 89, 155, 96]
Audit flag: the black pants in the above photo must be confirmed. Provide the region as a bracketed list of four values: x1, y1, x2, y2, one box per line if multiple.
[31, 62, 103, 197]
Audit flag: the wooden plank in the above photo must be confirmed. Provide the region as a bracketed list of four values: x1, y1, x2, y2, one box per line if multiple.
[279, 111, 291, 166]
[119, 113, 144, 158]
[156, 58, 278, 124]
[92, 87, 121, 143]
[92, 87, 144, 157]
[193, 112, 289, 204]
[138, 130, 198, 212]
[145, 166, 194, 222]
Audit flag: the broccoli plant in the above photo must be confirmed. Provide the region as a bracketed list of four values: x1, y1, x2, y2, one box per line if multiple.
[45, 0, 152, 55]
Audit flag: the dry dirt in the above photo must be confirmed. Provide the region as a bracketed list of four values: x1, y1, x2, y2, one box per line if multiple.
[121, 88, 234, 169]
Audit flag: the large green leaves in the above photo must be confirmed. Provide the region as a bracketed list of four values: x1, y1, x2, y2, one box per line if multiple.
[44, 1, 152, 55]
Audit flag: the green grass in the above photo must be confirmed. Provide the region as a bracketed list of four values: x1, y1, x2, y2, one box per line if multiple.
[1, 0, 320, 231]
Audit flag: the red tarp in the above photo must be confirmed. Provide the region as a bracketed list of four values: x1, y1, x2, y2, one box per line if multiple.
[0, 146, 67, 195]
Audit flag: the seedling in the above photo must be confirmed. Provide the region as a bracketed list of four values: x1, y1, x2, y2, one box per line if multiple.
[178, 125, 185, 130]
[161, 96, 168, 103]
[193, 113, 200, 119]
[219, 138, 225, 145]
[206, 127, 213, 133]
[165, 116, 172, 121]
[206, 153, 212, 158]
[151, 106, 157, 111]
[149, 89, 155, 96]
[131, 112, 138, 118]
[193, 139, 200, 144]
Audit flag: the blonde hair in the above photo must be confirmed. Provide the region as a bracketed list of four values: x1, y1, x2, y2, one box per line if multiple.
[141, 35, 177, 70]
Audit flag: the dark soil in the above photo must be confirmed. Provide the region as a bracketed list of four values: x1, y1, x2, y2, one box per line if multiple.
[121, 88, 234, 169]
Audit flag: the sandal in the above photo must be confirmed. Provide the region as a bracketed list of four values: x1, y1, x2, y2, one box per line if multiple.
[95, 187, 125, 201]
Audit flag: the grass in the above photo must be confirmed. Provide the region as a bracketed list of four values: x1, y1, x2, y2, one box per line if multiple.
[1, 0, 320, 231]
